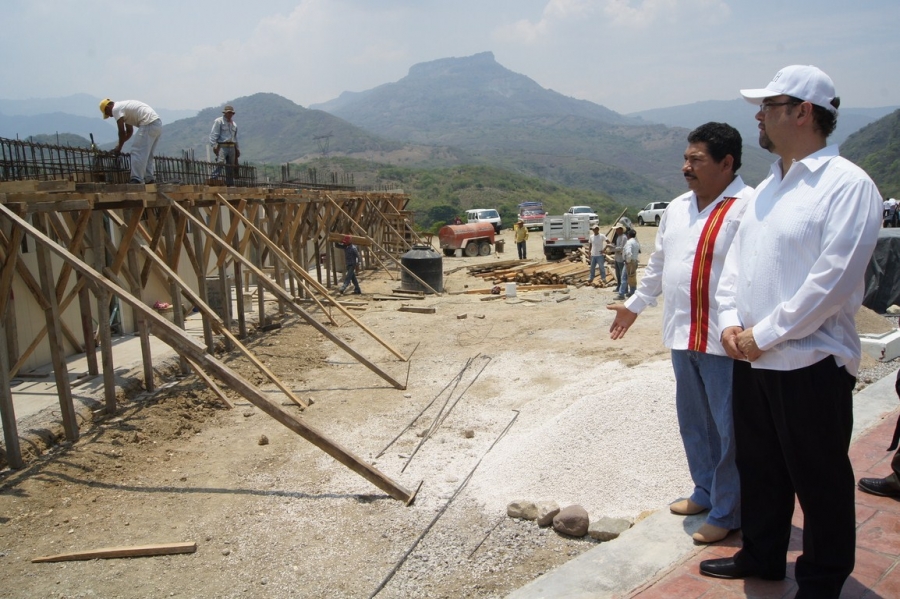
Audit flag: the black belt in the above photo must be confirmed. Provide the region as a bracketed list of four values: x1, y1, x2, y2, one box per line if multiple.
[217, 142, 236, 146]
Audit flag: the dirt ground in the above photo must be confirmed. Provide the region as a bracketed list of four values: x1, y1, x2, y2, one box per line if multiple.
[0, 225, 893, 599]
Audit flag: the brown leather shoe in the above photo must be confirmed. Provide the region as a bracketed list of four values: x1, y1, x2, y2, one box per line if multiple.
[692, 523, 732, 544]
[669, 498, 707, 515]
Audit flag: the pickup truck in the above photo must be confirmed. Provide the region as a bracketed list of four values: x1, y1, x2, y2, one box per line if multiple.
[542, 213, 591, 260]
[518, 201, 546, 231]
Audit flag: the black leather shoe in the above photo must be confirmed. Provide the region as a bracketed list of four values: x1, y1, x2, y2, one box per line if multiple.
[699, 557, 784, 581]
[858, 477, 900, 497]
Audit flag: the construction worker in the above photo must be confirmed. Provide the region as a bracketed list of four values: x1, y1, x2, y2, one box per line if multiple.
[210, 105, 240, 186]
[100, 98, 162, 184]
[514, 219, 528, 259]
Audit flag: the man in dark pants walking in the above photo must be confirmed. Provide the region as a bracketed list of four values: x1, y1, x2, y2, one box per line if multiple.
[337, 235, 361, 295]
[706, 65, 882, 598]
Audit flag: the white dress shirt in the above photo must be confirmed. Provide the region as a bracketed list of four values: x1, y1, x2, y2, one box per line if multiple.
[626, 177, 750, 355]
[717, 145, 882, 376]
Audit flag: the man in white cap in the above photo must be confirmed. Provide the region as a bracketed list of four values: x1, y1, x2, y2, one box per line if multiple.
[210, 105, 240, 186]
[700, 66, 882, 598]
[99, 98, 162, 184]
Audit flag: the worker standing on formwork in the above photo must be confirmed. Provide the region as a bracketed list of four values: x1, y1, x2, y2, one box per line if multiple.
[100, 98, 163, 184]
[209, 104, 240, 186]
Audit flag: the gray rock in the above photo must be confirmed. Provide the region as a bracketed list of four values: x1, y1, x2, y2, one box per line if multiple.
[257, 435, 269, 446]
[535, 501, 560, 527]
[463, 429, 475, 439]
[507, 500, 539, 520]
[588, 516, 633, 541]
[552, 504, 589, 537]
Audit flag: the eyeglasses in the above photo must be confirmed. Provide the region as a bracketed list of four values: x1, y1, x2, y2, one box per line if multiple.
[758, 100, 800, 114]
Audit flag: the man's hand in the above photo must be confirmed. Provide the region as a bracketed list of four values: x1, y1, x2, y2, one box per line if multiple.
[213, 144, 219, 157]
[721, 326, 745, 360]
[736, 328, 763, 362]
[607, 304, 638, 340]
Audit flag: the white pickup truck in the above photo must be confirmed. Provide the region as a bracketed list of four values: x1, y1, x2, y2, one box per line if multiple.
[542, 213, 591, 260]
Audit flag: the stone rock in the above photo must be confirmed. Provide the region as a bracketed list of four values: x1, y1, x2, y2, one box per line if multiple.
[507, 500, 539, 520]
[888, 304, 900, 315]
[257, 435, 269, 446]
[553, 504, 589, 537]
[463, 429, 475, 439]
[588, 516, 633, 541]
[535, 501, 560, 527]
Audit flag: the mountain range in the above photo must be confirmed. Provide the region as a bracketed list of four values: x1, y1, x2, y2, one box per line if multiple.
[3, 52, 898, 208]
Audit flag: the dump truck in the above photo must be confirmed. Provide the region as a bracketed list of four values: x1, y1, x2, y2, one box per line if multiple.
[542, 213, 591, 260]
[438, 222, 496, 257]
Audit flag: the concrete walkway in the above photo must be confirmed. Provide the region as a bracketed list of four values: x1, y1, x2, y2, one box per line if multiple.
[508, 371, 900, 599]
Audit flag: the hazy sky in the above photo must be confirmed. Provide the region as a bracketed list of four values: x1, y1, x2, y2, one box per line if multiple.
[3, 0, 898, 114]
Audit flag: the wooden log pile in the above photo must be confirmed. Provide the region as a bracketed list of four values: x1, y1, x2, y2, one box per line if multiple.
[465, 250, 615, 288]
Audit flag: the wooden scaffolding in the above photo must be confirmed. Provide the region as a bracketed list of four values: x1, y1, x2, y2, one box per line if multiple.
[0, 180, 428, 503]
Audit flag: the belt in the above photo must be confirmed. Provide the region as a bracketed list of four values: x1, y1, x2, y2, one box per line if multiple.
[217, 142, 236, 146]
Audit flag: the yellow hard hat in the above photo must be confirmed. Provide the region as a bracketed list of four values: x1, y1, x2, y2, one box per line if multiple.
[99, 98, 113, 119]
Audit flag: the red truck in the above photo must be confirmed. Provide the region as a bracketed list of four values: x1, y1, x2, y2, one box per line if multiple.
[438, 222, 496, 257]
[518, 201, 546, 231]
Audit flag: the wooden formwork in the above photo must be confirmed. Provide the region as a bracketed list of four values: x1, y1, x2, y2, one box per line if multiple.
[0, 181, 423, 502]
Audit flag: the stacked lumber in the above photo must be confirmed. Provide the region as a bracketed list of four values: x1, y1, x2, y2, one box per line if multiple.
[466, 254, 614, 288]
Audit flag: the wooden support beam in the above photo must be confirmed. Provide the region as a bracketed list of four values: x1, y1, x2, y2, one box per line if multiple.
[139, 245, 308, 409]
[0, 203, 414, 503]
[91, 211, 117, 413]
[213, 196, 408, 360]
[166, 197, 407, 388]
[185, 358, 233, 409]
[33, 213, 79, 442]
[326, 195, 440, 295]
[0, 316, 23, 468]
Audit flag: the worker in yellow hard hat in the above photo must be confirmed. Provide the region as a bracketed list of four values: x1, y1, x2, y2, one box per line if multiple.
[99, 98, 163, 184]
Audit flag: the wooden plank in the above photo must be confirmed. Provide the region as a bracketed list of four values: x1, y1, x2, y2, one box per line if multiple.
[398, 305, 436, 314]
[326, 232, 373, 247]
[32, 541, 198, 563]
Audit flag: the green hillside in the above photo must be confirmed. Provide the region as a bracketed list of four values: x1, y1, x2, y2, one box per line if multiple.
[841, 108, 900, 199]
[298, 157, 626, 232]
[157, 92, 405, 164]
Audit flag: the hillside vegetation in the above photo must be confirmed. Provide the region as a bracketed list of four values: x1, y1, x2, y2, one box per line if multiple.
[299, 157, 624, 232]
[841, 108, 900, 199]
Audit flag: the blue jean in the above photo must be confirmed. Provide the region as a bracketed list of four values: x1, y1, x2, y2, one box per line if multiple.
[670, 349, 740, 530]
[589, 255, 606, 282]
[618, 262, 637, 296]
[341, 263, 360, 293]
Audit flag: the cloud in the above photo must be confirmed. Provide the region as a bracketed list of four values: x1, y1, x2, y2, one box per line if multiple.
[495, 0, 730, 44]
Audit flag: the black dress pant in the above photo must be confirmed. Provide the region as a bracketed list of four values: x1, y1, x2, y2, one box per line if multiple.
[732, 357, 856, 599]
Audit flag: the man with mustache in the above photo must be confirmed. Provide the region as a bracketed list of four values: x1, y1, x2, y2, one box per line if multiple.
[608, 122, 749, 544]
[704, 65, 882, 599]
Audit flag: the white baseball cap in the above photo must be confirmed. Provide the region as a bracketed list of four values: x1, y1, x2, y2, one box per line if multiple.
[740, 65, 838, 114]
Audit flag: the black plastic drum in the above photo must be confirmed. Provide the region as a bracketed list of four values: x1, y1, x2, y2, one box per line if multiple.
[400, 244, 443, 294]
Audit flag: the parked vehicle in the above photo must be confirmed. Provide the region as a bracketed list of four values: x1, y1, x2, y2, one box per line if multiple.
[438, 222, 496, 257]
[465, 208, 502, 233]
[636, 202, 670, 226]
[543, 213, 591, 260]
[518, 201, 546, 231]
[566, 205, 599, 228]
